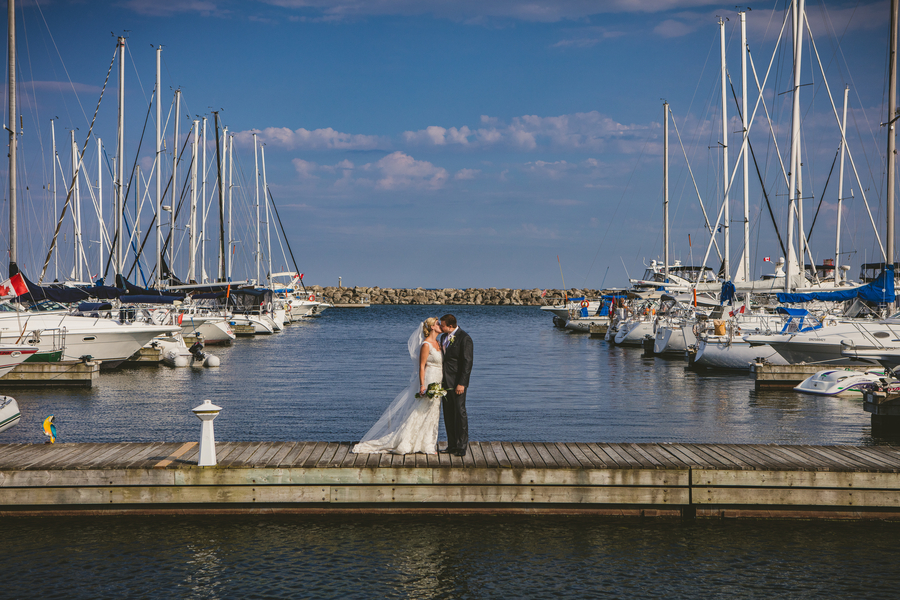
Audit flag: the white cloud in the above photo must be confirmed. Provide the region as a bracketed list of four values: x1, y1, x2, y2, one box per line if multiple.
[361, 151, 448, 190]
[233, 126, 386, 150]
[454, 168, 480, 180]
[292, 158, 319, 179]
[403, 111, 650, 152]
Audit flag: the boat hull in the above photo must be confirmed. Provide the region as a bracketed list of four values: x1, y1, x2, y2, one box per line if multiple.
[695, 338, 789, 370]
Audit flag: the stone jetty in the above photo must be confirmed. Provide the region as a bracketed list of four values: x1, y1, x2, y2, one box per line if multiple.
[307, 286, 603, 306]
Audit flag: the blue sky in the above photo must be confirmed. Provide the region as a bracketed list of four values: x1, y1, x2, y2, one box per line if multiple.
[3, 0, 893, 289]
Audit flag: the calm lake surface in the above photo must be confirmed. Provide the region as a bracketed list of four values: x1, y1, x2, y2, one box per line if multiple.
[4, 305, 900, 598]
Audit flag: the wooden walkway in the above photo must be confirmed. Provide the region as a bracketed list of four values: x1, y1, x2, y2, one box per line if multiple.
[3, 441, 900, 518]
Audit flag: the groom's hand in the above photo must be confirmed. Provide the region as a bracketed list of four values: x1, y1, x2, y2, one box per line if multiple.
[456, 385, 465, 395]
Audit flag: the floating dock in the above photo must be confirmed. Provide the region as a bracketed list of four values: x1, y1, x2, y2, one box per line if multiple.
[0, 361, 100, 388]
[3, 441, 900, 519]
[751, 362, 877, 390]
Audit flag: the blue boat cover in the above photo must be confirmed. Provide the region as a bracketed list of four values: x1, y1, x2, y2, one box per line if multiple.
[776, 267, 895, 305]
[720, 281, 736, 306]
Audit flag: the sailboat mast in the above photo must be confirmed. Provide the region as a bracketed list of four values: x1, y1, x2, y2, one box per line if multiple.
[155, 46, 162, 287]
[201, 117, 207, 282]
[262, 145, 272, 284]
[213, 111, 226, 281]
[98, 136, 103, 280]
[51, 118, 57, 280]
[663, 101, 669, 280]
[836, 86, 849, 284]
[116, 36, 125, 281]
[8, 0, 16, 275]
[888, 0, 898, 275]
[189, 120, 198, 283]
[785, 0, 806, 293]
[227, 132, 233, 281]
[719, 17, 730, 281]
[254, 133, 260, 284]
[171, 89, 181, 275]
[71, 130, 82, 281]
[740, 11, 751, 286]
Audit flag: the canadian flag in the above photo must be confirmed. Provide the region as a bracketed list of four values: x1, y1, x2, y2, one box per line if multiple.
[0, 273, 28, 298]
[763, 257, 771, 262]
[729, 305, 746, 317]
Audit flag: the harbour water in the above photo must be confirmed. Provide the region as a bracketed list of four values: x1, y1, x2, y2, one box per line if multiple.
[4, 305, 900, 597]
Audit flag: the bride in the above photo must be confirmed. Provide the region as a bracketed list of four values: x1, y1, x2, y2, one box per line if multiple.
[352, 317, 444, 454]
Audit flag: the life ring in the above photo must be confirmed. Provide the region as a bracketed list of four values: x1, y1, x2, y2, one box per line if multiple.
[308, 294, 315, 302]
[580, 300, 589, 308]
[266, 301, 274, 312]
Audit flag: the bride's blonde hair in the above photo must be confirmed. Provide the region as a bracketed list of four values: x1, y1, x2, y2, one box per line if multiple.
[423, 317, 438, 337]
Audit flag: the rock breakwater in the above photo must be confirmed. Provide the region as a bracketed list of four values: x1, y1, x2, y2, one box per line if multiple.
[307, 286, 603, 306]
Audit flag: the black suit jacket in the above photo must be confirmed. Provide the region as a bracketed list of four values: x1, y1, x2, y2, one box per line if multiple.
[442, 328, 473, 389]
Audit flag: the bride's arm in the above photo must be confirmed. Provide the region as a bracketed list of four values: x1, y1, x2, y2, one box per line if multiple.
[418, 344, 429, 394]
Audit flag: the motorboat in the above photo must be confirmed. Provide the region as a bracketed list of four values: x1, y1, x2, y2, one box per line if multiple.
[0, 396, 20, 433]
[793, 368, 886, 396]
[0, 343, 39, 376]
[0, 306, 181, 368]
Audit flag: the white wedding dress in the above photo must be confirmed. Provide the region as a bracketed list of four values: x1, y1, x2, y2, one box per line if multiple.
[352, 325, 443, 455]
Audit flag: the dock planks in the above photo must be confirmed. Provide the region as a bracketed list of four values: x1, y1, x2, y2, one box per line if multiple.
[2, 441, 900, 518]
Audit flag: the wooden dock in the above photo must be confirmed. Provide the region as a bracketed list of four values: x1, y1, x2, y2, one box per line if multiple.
[3, 441, 900, 518]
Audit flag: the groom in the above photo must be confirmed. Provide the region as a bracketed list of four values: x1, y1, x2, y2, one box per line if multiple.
[438, 314, 473, 457]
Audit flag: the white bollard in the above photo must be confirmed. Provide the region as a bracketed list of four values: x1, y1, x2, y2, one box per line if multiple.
[192, 399, 222, 466]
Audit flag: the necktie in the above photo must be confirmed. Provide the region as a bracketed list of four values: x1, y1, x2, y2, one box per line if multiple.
[442, 334, 450, 349]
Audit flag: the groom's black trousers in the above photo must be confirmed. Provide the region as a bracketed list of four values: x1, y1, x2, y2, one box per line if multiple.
[442, 390, 468, 453]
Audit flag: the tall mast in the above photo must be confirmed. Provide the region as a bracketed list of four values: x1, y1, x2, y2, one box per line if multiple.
[719, 17, 730, 281]
[836, 86, 849, 284]
[201, 117, 207, 282]
[254, 133, 260, 284]
[663, 101, 669, 280]
[213, 111, 226, 281]
[8, 0, 16, 275]
[888, 0, 898, 276]
[227, 133, 234, 281]
[740, 10, 751, 286]
[189, 120, 198, 282]
[116, 36, 125, 281]
[98, 136, 103, 280]
[262, 145, 272, 284]
[51, 119, 58, 280]
[155, 46, 162, 287]
[785, 0, 806, 292]
[71, 130, 81, 281]
[171, 89, 181, 274]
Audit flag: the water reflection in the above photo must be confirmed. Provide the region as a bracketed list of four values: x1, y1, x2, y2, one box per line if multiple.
[6, 516, 900, 598]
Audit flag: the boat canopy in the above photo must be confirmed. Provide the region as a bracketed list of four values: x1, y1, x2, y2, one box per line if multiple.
[776, 267, 895, 305]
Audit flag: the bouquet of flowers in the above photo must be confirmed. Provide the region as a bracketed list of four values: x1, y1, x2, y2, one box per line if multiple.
[416, 382, 448, 400]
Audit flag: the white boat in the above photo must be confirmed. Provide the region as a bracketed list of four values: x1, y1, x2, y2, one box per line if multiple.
[228, 313, 276, 335]
[0, 343, 39, 376]
[695, 336, 789, 369]
[654, 323, 697, 355]
[0, 309, 180, 368]
[793, 369, 886, 396]
[564, 315, 609, 333]
[0, 396, 20, 433]
[744, 311, 890, 366]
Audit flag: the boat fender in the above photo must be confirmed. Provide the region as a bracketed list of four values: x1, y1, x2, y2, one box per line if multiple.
[177, 313, 184, 325]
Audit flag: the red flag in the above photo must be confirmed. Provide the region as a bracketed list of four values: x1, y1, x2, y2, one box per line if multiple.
[0, 273, 28, 298]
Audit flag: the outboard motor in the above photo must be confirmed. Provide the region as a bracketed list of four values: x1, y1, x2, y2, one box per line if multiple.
[189, 335, 220, 367]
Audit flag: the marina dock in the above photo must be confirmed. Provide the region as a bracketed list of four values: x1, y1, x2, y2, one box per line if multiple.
[3, 441, 900, 519]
